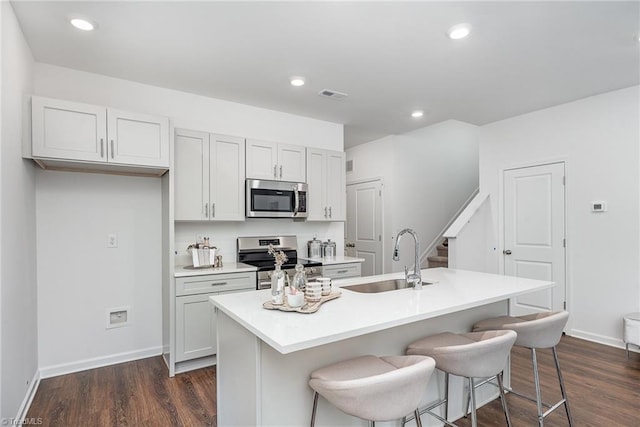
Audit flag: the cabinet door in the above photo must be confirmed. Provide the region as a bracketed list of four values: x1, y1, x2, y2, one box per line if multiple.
[325, 151, 346, 220]
[210, 134, 246, 221]
[107, 109, 170, 167]
[246, 139, 277, 180]
[306, 148, 327, 220]
[278, 143, 306, 182]
[174, 129, 209, 221]
[32, 96, 107, 162]
[175, 293, 217, 362]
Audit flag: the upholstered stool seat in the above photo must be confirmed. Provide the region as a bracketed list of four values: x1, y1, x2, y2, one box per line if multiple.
[309, 354, 436, 426]
[405, 330, 517, 427]
[473, 311, 573, 426]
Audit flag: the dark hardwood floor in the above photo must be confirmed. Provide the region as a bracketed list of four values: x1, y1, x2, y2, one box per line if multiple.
[455, 336, 640, 427]
[27, 357, 217, 426]
[27, 336, 639, 426]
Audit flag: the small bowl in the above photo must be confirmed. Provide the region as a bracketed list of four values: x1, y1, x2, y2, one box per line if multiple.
[287, 291, 304, 308]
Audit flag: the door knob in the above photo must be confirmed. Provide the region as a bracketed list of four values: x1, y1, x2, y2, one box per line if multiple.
[503, 249, 512, 255]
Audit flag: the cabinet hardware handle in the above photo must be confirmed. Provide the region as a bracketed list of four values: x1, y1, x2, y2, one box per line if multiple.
[210, 282, 227, 286]
[324, 207, 328, 218]
[205, 203, 209, 218]
[337, 270, 348, 274]
[212, 203, 215, 218]
[329, 207, 332, 218]
[273, 164, 277, 179]
[503, 249, 512, 255]
[100, 138, 104, 157]
[110, 140, 114, 159]
[279, 165, 283, 178]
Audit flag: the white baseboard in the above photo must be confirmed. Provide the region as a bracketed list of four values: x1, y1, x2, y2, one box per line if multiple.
[15, 369, 41, 423]
[39, 346, 163, 379]
[567, 329, 625, 349]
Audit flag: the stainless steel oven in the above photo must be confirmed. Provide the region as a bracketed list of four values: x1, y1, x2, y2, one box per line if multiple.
[237, 235, 322, 290]
[246, 179, 308, 218]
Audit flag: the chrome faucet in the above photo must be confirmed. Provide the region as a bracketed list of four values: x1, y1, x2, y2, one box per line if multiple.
[393, 228, 422, 290]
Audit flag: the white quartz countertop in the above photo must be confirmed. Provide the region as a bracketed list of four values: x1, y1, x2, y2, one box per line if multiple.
[300, 255, 365, 265]
[209, 268, 554, 354]
[174, 262, 257, 278]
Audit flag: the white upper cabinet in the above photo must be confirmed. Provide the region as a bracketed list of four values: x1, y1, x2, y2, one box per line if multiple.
[175, 129, 209, 221]
[306, 148, 346, 221]
[210, 134, 246, 220]
[107, 108, 169, 167]
[246, 139, 306, 182]
[31, 96, 169, 172]
[32, 97, 107, 162]
[174, 129, 245, 221]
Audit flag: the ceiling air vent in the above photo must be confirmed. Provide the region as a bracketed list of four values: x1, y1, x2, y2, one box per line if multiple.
[318, 89, 348, 100]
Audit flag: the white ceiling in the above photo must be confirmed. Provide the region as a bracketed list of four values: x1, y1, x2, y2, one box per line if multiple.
[11, 1, 640, 148]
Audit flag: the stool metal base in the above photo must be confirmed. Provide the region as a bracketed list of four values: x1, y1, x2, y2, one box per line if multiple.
[468, 346, 574, 427]
[403, 372, 511, 427]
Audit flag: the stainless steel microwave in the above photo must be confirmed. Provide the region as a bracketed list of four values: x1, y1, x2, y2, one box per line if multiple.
[245, 179, 308, 218]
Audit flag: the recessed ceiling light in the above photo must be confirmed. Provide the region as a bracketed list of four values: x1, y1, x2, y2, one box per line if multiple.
[447, 23, 471, 40]
[290, 76, 305, 87]
[70, 18, 95, 31]
[411, 110, 424, 118]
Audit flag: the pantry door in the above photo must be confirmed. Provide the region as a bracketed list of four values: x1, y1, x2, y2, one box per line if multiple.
[503, 162, 566, 315]
[346, 180, 383, 276]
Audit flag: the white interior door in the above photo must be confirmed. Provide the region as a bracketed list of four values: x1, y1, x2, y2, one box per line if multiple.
[346, 180, 383, 277]
[504, 162, 566, 315]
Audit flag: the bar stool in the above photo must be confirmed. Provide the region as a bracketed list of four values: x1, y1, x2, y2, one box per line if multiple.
[405, 330, 517, 427]
[309, 354, 436, 426]
[472, 311, 573, 426]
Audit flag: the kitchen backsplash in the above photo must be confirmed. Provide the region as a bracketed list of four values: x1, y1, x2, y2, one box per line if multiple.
[174, 221, 344, 266]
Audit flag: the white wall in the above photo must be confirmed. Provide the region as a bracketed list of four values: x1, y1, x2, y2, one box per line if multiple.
[345, 136, 395, 272]
[346, 121, 479, 273]
[479, 86, 640, 347]
[1, 2, 37, 420]
[36, 172, 162, 376]
[32, 64, 344, 374]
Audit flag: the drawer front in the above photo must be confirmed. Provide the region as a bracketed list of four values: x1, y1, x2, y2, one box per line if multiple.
[176, 271, 256, 296]
[322, 263, 362, 279]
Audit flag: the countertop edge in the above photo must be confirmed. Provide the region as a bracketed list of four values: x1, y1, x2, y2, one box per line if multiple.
[175, 262, 257, 277]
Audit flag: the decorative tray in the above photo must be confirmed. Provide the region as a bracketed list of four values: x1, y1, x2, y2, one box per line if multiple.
[263, 291, 342, 314]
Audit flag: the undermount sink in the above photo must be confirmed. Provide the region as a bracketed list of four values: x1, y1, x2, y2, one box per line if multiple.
[342, 279, 434, 293]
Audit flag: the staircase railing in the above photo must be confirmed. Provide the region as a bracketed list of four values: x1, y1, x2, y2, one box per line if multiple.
[420, 188, 479, 267]
[442, 191, 491, 269]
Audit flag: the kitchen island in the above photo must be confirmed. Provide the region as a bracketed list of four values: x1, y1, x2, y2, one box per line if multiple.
[210, 268, 554, 426]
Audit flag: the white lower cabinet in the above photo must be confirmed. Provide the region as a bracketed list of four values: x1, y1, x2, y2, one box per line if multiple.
[176, 293, 218, 362]
[322, 262, 362, 279]
[174, 271, 255, 365]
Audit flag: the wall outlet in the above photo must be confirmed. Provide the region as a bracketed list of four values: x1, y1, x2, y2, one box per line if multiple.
[107, 233, 118, 248]
[196, 233, 205, 244]
[106, 306, 130, 329]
